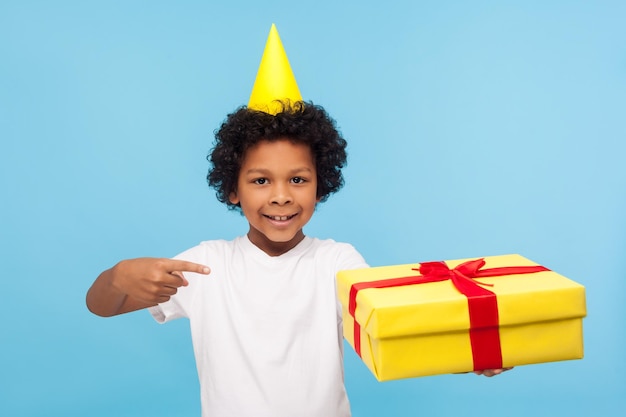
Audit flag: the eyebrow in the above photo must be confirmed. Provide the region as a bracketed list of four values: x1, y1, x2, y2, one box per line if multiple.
[243, 167, 314, 176]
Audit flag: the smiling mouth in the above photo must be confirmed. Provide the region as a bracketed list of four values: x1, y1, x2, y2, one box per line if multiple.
[265, 214, 297, 221]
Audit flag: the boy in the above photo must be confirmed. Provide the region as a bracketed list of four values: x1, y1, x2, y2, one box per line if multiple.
[87, 100, 368, 416]
[86, 25, 507, 417]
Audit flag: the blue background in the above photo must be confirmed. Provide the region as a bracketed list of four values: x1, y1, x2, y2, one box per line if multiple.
[1, 1, 624, 416]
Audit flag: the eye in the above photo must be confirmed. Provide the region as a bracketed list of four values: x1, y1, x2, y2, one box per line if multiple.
[291, 177, 306, 184]
[253, 178, 268, 185]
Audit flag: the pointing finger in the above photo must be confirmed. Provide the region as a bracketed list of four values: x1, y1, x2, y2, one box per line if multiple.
[163, 259, 211, 275]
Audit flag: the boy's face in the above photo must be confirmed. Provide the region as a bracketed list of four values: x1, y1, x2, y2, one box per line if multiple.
[229, 138, 319, 256]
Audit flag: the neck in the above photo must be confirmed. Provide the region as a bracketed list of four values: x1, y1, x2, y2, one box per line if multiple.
[247, 228, 306, 257]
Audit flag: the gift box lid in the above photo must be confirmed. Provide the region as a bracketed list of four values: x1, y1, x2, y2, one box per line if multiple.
[337, 254, 587, 339]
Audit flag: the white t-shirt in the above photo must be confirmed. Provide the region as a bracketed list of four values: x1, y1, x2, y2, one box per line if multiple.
[149, 235, 368, 417]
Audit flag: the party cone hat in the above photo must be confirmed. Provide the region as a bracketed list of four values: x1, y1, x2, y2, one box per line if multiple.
[248, 24, 302, 114]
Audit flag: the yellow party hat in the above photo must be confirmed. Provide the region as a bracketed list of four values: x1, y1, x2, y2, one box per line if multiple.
[248, 24, 302, 114]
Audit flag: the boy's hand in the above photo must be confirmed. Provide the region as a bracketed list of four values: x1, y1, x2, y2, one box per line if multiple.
[111, 258, 211, 305]
[473, 367, 514, 377]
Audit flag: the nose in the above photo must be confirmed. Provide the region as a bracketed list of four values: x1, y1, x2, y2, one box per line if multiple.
[270, 183, 292, 205]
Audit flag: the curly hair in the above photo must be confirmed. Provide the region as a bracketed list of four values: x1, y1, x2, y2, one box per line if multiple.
[207, 101, 348, 210]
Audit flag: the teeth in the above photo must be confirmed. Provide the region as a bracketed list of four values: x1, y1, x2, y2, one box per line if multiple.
[269, 215, 291, 221]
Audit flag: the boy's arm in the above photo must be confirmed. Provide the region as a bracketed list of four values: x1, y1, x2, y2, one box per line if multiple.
[86, 258, 210, 317]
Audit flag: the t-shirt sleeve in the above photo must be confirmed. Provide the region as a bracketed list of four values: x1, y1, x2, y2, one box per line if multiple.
[148, 244, 208, 324]
[330, 242, 368, 341]
[334, 242, 369, 272]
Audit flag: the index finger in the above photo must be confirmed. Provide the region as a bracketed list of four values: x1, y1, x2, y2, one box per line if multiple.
[163, 259, 211, 275]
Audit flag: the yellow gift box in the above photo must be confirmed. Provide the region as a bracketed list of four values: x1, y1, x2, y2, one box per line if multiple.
[337, 254, 586, 381]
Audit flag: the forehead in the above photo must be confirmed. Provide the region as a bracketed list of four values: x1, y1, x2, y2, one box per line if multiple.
[240, 139, 315, 170]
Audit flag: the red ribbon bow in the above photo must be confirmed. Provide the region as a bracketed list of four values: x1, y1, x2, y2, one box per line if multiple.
[348, 258, 549, 371]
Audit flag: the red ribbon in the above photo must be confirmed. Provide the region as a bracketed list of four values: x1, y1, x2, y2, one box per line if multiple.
[348, 258, 549, 371]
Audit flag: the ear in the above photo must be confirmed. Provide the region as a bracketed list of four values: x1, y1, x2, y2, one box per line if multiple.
[229, 191, 240, 205]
